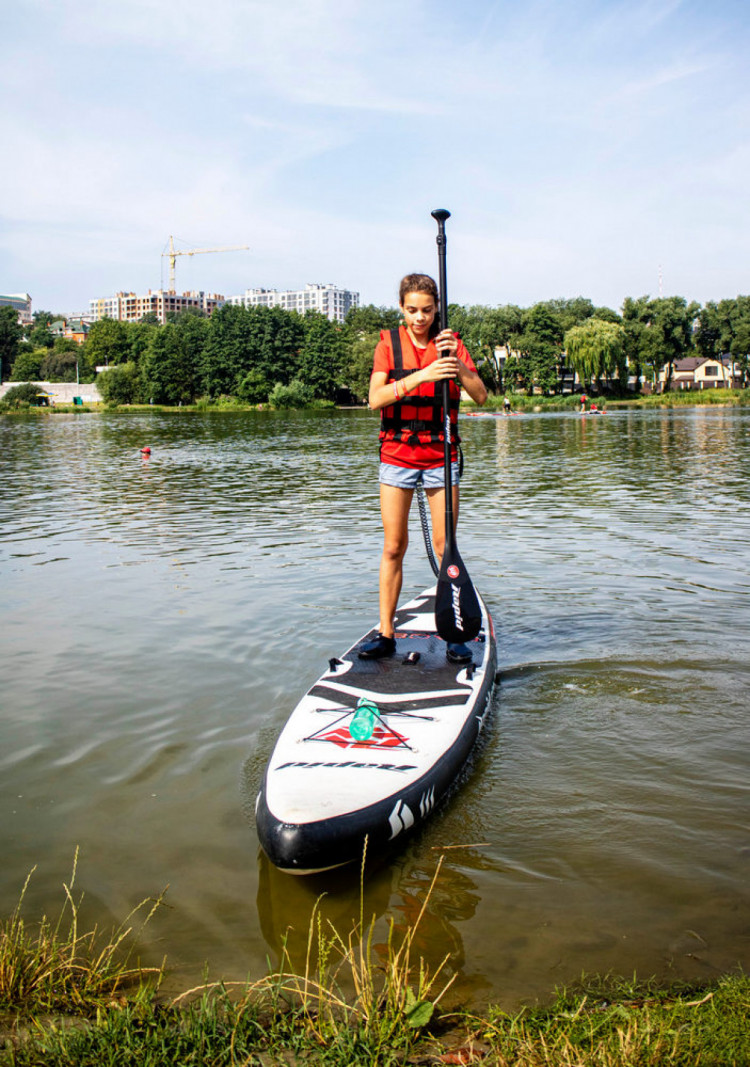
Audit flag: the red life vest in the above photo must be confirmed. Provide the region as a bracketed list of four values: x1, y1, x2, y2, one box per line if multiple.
[378, 329, 461, 449]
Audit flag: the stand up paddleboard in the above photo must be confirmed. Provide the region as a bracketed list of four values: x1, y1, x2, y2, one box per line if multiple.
[256, 585, 497, 875]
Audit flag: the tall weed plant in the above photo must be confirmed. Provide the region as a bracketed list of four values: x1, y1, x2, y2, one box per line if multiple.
[0, 849, 164, 1016]
[174, 848, 453, 1059]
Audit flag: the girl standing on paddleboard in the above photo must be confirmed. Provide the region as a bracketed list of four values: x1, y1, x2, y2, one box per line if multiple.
[358, 273, 487, 664]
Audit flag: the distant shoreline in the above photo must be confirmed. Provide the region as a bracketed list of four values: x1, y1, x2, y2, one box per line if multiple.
[2, 388, 750, 416]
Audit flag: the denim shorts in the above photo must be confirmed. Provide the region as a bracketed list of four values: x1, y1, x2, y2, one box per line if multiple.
[379, 462, 460, 489]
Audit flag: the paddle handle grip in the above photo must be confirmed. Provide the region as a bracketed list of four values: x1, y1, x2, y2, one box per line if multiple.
[431, 208, 451, 333]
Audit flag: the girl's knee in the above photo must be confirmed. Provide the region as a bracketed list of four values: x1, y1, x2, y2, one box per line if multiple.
[383, 535, 408, 563]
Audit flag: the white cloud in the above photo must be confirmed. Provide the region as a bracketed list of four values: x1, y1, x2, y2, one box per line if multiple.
[3, 0, 750, 312]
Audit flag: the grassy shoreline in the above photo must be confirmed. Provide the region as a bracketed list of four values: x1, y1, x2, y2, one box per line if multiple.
[4, 973, 748, 1066]
[1, 860, 747, 1066]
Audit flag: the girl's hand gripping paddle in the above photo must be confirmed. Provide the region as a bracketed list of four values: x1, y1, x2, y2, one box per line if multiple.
[431, 208, 482, 644]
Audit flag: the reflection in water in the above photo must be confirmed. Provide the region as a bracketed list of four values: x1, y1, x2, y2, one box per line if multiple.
[1, 408, 749, 1008]
[256, 845, 482, 1003]
[256, 849, 396, 972]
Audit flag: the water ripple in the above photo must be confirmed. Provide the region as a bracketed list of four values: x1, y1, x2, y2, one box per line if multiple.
[1, 407, 749, 1003]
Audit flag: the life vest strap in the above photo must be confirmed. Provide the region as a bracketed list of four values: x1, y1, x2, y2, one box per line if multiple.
[381, 329, 458, 446]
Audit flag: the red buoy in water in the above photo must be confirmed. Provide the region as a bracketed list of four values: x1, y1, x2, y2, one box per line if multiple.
[140, 446, 151, 455]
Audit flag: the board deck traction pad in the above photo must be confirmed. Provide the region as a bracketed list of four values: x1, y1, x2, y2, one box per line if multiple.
[255, 584, 497, 874]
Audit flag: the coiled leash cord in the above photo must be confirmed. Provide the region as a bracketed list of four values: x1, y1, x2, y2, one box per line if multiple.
[415, 445, 463, 580]
[416, 482, 440, 578]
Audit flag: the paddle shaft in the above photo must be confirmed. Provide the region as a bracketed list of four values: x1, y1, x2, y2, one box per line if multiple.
[431, 208, 455, 552]
[430, 208, 482, 644]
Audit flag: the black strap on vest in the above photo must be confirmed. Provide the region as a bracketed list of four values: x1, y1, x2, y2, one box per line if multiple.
[383, 329, 446, 444]
[384, 324, 467, 475]
[391, 328, 404, 373]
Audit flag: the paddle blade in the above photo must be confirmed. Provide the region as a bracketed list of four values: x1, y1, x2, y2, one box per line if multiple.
[435, 543, 482, 643]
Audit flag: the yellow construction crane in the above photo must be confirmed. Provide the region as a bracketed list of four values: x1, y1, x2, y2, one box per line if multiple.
[162, 235, 250, 292]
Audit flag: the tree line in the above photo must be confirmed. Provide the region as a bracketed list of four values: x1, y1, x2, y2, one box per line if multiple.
[448, 295, 750, 393]
[2, 293, 749, 404]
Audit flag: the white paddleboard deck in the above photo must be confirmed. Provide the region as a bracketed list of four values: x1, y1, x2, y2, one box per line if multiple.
[256, 585, 497, 874]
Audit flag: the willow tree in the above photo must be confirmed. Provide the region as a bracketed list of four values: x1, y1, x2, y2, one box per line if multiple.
[564, 317, 626, 391]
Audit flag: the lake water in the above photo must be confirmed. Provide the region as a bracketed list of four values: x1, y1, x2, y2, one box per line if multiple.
[1, 406, 748, 1008]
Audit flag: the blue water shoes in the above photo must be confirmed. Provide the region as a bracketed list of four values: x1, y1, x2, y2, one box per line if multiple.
[446, 642, 472, 664]
[358, 633, 396, 659]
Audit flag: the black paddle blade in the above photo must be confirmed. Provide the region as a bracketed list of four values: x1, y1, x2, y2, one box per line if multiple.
[435, 543, 482, 643]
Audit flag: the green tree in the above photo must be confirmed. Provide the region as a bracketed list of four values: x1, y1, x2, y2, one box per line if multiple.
[140, 323, 199, 404]
[727, 296, 750, 384]
[298, 312, 344, 400]
[343, 304, 401, 336]
[481, 305, 525, 391]
[25, 310, 57, 350]
[269, 379, 312, 408]
[508, 303, 564, 393]
[199, 304, 304, 399]
[621, 296, 651, 389]
[0, 305, 23, 382]
[55, 336, 79, 353]
[344, 329, 380, 402]
[696, 297, 750, 385]
[447, 304, 524, 392]
[236, 368, 270, 404]
[97, 362, 142, 404]
[39, 350, 81, 383]
[27, 322, 55, 349]
[137, 311, 209, 404]
[0, 382, 48, 409]
[256, 306, 305, 388]
[695, 302, 722, 359]
[593, 306, 622, 324]
[641, 297, 700, 391]
[341, 305, 401, 398]
[10, 348, 45, 381]
[84, 318, 130, 370]
[537, 297, 595, 334]
[200, 304, 252, 397]
[564, 318, 626, 390]
[126, 321, 159, 366]
[172, 312, 209, 390]
[447, 303, 483, 348]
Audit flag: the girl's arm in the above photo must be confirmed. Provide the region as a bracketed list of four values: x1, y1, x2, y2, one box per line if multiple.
[368, 358, 459, 411]
[369, 331, 487, 411]
[455, 358, 488, 406]
[441, 331, 488, 406]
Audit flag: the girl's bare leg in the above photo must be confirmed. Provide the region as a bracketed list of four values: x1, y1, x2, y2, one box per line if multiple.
[378, 484, 413, 637]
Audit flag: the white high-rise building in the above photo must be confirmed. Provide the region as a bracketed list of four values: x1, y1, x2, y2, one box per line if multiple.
[228, 283, 359, 323]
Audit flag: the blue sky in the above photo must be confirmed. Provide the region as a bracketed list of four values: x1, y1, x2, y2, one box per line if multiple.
[2, 0, 749, 315]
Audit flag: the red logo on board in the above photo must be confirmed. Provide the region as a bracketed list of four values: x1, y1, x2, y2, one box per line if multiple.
[447, 565, 460, 579]
[316, 723, 408, 750]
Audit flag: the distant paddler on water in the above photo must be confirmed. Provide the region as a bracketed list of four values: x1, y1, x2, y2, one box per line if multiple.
[579, 396, 607, 415]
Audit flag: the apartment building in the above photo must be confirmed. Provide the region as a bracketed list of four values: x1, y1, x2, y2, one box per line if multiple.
[0, 292, 33, 326]
[228, 283, 359, 323]
[89, 290, 225, 325]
